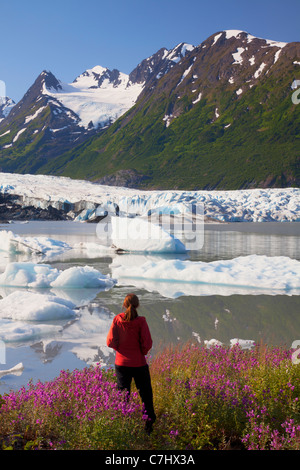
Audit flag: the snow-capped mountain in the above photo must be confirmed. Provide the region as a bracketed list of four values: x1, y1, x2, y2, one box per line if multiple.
[0, 70, 92, 171]
[0, 30, 298, 190]
[0, 42, 194, 174]
[0, 96, 15, 122]
[47, 29, 298, 190]
[45, 42, 195, 130]
[46, 66, 144, 130]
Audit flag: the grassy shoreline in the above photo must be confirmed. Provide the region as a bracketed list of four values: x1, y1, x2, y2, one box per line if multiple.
[0, 342, 299, 450]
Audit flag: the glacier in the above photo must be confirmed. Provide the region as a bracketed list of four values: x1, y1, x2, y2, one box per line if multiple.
[0, 172, 299, 223]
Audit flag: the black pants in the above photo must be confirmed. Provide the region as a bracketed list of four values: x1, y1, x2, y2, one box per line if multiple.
[115, 364, 156, 422]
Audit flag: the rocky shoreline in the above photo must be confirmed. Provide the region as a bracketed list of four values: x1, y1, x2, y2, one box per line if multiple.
[0, 193, 71, 223]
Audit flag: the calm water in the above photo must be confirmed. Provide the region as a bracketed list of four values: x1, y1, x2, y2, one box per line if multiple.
[0, 220, 299, 393]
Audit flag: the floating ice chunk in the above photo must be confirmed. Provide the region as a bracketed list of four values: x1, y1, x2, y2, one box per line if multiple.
[51, 265, 116, 289]
[50, 287, 105, 307]
[111, 254, 300, 296]
[162, 309, 176, 322]
[73, 242, 116, 257]
[0, 262, 117, 289]
[0, 291, 77, 321]
[0, 230, 71, 257]
[204, 338, 255, 350]
[111, 216, 187, 253]
[0, 262, 59, 288]
[0, 318, 63, 344]
[230, 338, 255, 350]
[192, 331, 201, 343]
[204, 339, 223, 348]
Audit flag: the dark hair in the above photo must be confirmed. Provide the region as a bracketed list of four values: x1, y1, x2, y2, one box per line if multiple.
[123, 293, 139, 321]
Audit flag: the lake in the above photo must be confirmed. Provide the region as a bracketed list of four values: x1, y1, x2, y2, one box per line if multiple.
[0, 220, 299, 394]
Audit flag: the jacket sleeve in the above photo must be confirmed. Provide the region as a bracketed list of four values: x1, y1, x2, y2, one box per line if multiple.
[106, 317, 119, 351]
[139, 318, 153, 355]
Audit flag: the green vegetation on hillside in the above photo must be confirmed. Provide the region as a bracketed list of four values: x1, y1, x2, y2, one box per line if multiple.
[40, 67, 300, 189]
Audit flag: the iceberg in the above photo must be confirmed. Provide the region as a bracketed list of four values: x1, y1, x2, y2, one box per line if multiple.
[110, 216, 187, 253]
[0, 262, 117, 289]
[50, 265, 116, 289]
[110, 254, 300, 297]
[0, 230, 71, 257]
[230, 338, 255, 350]
[0, 291, 77, 321]
[0, 262, 59, 288]
[203, 338, 255, 350]
[0, 318, 63, 344]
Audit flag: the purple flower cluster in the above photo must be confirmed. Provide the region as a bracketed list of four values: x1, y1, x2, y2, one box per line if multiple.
[151, 343, 300, 450]
[1, 365, 142, 425]
[0, 343, 299, 450]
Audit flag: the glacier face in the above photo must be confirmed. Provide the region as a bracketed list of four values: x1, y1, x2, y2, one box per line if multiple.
[0, 172, 299, 223]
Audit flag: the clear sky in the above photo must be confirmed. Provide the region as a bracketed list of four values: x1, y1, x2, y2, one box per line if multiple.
[1, 0, 299, 102]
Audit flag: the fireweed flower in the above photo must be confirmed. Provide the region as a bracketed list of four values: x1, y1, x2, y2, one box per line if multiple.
[0, 344, 299, 450]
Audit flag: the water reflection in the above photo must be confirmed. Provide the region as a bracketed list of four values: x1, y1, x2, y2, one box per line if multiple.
[0, 221, 299, 393]
[199, 224, 300, 261]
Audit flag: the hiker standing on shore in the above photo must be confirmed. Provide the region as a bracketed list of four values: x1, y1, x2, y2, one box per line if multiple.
[106, 293, 156, 434]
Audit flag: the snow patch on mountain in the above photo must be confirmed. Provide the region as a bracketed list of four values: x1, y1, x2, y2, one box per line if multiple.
[24, 106, 47, 124]
[224, 30, 287, 49]
[165, 43, 195, 63]
[12, 128, 26, 143]
[254, 62, 267, 78]
[232, 47, 244, 65]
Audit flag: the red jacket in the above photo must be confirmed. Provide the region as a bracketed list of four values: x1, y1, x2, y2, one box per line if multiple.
[106, 313, 153, 367]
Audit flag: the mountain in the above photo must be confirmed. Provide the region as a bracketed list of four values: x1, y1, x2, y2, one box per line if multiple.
[0, 30, 299, 189]
[40, 30, 299, 190]
[0, 70, 95, 173]
[0, 96, 15, 122]
[0, 43, 194, 174]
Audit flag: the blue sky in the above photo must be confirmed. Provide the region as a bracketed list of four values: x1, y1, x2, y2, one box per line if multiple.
[1, 0, 299, 102]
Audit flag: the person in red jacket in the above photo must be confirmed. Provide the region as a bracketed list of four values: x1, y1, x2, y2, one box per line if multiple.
[106, 293, 156, 434]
